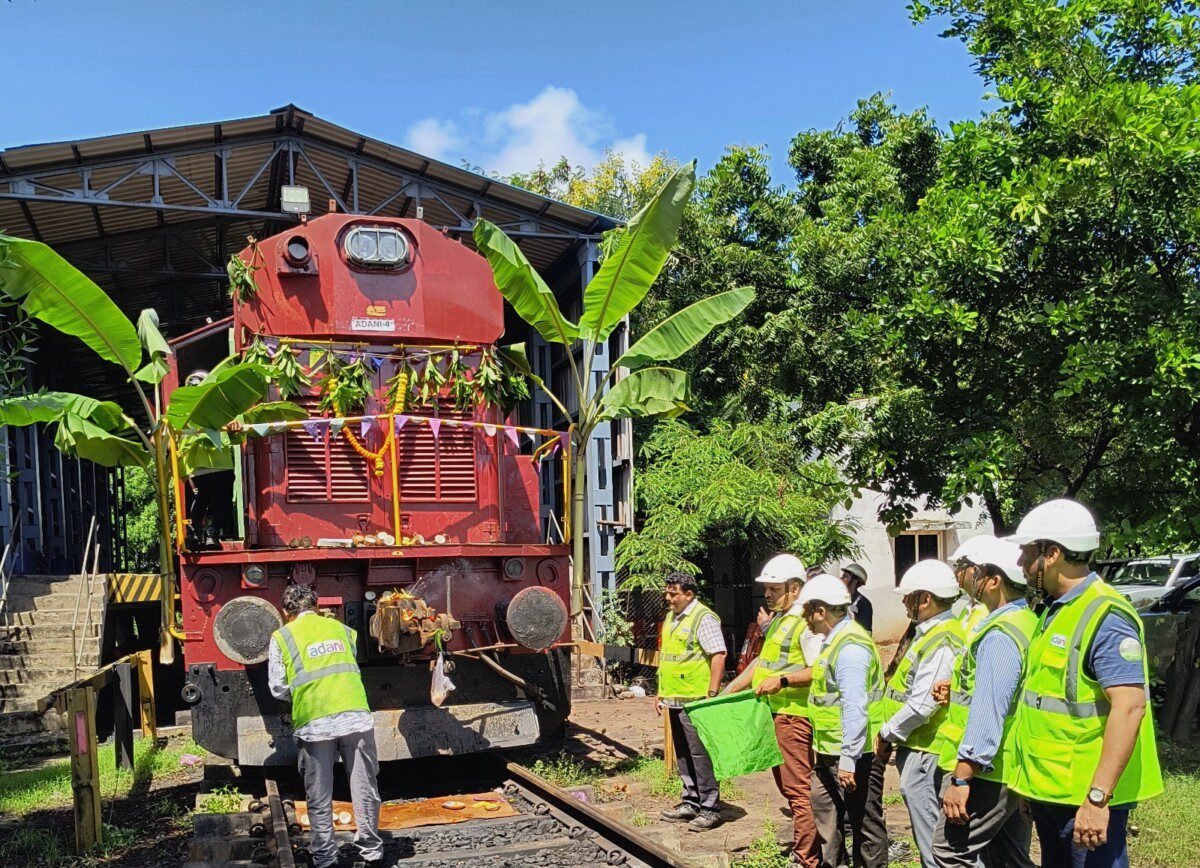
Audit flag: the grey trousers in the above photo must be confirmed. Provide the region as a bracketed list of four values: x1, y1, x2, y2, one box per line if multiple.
[896, 747, 944, 868]
[811, 753, 889, 868]
[297, 730, 383, 868]
[932, 775, 1034, 868]
[667, 706, 719, 809]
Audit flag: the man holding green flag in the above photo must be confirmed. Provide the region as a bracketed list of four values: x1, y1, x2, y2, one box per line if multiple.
[657, 572, 728, 831]
[725, 554, 822, 866]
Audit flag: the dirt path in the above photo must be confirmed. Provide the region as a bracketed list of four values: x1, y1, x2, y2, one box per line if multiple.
[513, 697, 917, 866]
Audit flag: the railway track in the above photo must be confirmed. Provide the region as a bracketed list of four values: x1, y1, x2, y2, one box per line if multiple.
[189, 758, 691, 868]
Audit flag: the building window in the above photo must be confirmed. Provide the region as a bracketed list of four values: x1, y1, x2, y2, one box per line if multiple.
[893, 532, 941, 585]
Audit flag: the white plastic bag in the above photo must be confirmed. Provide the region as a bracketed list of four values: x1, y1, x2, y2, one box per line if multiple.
[431, 652, 456, 707]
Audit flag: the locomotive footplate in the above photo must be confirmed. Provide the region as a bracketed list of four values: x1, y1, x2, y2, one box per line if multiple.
[237, 700, 541, 765]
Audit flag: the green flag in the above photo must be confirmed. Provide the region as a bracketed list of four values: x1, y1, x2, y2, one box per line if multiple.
[683, 690, 782, 780]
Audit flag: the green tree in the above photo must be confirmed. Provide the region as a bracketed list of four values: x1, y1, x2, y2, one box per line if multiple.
[472, 163, 755, 619]
[509, 151, 678, 220]
[614, 420, 856, 590]
[798, 0, 1200, 538]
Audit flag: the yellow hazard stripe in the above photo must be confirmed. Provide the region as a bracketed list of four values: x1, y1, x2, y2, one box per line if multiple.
[107, 573, 163, 604]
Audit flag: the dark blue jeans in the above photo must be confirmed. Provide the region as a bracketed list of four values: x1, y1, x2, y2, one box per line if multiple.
[1029, 800, 1130, 868]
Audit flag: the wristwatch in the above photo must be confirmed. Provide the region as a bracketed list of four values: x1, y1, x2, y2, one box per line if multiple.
[950, 777, 971, 788]
[1087, 787, 1110, 807]
[707, 690, 718, 698]
[779, 675, 790, 688]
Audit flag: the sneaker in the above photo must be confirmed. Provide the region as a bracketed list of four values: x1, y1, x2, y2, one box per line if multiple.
[660, 803, 698, 822]
[687, 809, 722, 831]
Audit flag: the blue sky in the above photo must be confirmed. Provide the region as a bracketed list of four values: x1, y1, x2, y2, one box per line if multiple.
[2, 1, 987, 181]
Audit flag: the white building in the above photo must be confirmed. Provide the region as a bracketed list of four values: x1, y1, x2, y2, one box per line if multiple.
[829, 490, 995, 642]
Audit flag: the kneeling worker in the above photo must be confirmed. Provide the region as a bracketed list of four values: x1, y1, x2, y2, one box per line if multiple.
[725, 554, 823, 866]
[803, 574, 888, 868]
[269, 585, 383, 868]
[657, 572, 727, 831]
[932, 536, 1036, 867]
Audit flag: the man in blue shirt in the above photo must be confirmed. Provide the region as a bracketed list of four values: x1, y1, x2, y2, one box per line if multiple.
[931, 536, 1035, 867]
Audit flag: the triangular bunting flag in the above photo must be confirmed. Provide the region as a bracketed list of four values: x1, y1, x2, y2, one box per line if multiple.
[368, 355, 385, 371]
[483, 423, 497, 437]
[429, 418, 442, 440]
[202, 428, 223, 447]
[394, 415, 409, 434]
[558, 431, 570, 453]
[309, 348, 326, 369]
[505, 426, 521, 449]
[329, 418, 345, 436]
[361, 416, 374, 438]
[302, 420, 326, 442]
[249, 423, 270, 438]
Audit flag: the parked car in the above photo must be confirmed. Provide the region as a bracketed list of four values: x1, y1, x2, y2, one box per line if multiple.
[1108, 552, 1200, 610]
[1141, 574, 1200, 684]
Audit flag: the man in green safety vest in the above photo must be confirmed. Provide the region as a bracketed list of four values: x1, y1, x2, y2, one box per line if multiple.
[877, 560, 964, 867]
[930, 535, 1036, 867]
[949, 536, 991, 636]
[657, 572, 728, 831]
[268, 585, 381, 868]
[802, 573, 888, 868]
[1005, 498, 1163, 868]
[725, 554, 823, 866]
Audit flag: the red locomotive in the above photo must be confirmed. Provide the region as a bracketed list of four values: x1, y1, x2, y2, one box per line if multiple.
[165, 214, 572, 765]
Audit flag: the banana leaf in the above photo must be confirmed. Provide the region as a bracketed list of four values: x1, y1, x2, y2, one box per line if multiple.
[576, 163, 695, 343]
[54, 414, 150, 469]
[165, 363, 267, 432]
[596, 367, 689, 423]
[0, 234, 141, 373]
[133, 308, 172, 384]
[177, 432, 235, 475]
[473, 220, 579, 346]
[616, 287, 755, 370]
[239, 401, 308, 425]
[0, 391, 126, 431]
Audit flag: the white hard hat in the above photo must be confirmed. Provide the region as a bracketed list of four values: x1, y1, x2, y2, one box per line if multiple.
[755, 553, 807, 584]
[894, 559, 960, 598]
[972, 536, 1026, 585]
[798, 573, 851, 607]
[1004, 498, 1100, 553]
[949, 534, 994, 564]
[841, 562, 868, 583]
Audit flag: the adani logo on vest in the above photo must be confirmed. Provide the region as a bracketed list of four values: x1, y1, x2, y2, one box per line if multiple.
[306, 639, 347, 658]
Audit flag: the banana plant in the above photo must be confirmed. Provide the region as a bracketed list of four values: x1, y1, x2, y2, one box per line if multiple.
[0, 233, 301, 663]
[473, 162, 755, 620]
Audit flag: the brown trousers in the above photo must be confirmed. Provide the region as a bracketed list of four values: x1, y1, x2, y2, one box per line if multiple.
[772, 714, 819, 868]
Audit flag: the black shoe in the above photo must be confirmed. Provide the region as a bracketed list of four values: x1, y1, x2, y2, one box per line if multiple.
[687, 809, 721, 831]
[660, 803, 698, 822]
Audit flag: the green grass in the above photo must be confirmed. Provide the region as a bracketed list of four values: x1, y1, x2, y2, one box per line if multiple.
[195, 784, 245, 814]
[0, 826, 72, 867]
[883, 792, 905, 806]
[612, 755, 745, 801]
[732, 821, 788, 868]
[0, 735, 202, 817]
[1129, 742, 1200, 867]
[530, 753, 603, 788]
[629, 808, 652, 827]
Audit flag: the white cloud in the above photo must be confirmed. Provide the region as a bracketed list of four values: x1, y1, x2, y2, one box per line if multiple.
[403, 86, 650, 176]
[403, 118, 462, 161]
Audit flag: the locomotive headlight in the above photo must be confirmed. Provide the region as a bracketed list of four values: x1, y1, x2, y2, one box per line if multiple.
[344, 226, 409, 268]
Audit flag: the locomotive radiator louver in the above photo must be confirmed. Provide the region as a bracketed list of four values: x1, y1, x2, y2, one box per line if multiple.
[214, 596, 284, 665]
[505, 586, 569, 651]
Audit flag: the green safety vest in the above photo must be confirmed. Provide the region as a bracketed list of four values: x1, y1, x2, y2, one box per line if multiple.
[273, 613, 370, 732]
[881, 615, 965, 755]
[1010, 580, 1164, 806]
[806, 620, 885, 756]
[936, 604, 1038, 783]
[960, 602, 989, 635]
[659, 603, 719, 700]
[751, 613, 812, 717]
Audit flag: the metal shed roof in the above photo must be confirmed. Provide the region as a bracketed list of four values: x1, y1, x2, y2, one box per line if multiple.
[0, 104, 614, 400]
